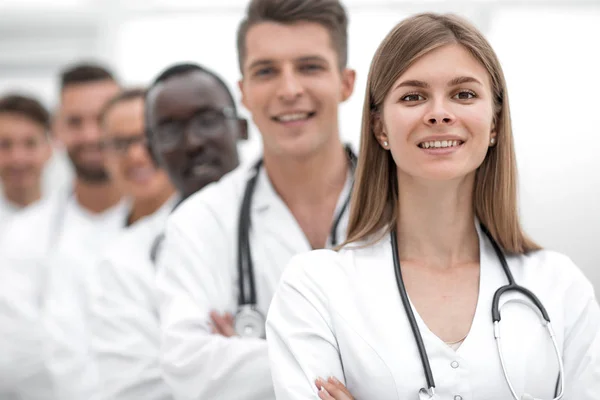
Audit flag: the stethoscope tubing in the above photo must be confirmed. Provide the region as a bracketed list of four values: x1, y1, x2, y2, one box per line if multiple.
[391, 223, 564, 399]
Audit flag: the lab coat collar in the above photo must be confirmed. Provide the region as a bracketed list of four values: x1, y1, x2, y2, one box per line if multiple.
[251, 163, 278, 213]
[249, 160, 354, 250]
[250, 162, 354, 214]
[449, 218, 505, 357]
[0, 194, 24, 213]
[356, 218, 500, 339]
[162, 193, 182, 214]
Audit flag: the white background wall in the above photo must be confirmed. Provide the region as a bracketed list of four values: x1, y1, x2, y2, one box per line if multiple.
[0, 0, 598, 292]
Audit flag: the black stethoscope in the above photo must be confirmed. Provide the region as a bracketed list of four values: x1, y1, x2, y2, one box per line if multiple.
[391, 223, 564, 400]
[234, 146, 357, 339]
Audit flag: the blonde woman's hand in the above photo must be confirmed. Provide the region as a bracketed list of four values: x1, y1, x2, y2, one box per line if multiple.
[315, 377, 355, 400]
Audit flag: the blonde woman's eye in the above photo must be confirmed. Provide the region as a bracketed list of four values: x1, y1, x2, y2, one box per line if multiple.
[454, 91, 476, 100]
[401, 93, 425, 102]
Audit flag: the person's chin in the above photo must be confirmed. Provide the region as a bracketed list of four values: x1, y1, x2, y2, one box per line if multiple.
[184, 171, 222, 194]
[418, 168, 474, 183]
[272, 133, 324, 157]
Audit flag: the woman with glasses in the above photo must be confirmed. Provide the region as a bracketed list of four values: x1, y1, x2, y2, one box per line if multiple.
[101, 88, 177, 226]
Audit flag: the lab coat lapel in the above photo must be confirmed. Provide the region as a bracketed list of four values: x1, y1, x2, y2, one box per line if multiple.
[334, 237, 433, 397]
[459, 222, 534, 397]
[477, 234, 559, 398]
[250, 167, 354, 252]
[41, 193, 69, 255]
[251, 167, 312, 255]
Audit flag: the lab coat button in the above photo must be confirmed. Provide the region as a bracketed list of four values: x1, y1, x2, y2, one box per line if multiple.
[454, 396, 463, 400]
[451, 361, 459, 368]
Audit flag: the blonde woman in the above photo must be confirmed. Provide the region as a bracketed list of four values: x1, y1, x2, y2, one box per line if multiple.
[266, 13, 600, 400]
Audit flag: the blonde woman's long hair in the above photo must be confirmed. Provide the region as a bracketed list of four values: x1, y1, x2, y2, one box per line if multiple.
[344, 13, 540, 254]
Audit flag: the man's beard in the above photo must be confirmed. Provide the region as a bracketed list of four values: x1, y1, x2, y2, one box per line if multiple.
[67, 144, 110, 184]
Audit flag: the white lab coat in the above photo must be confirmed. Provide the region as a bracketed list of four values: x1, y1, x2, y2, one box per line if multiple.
[0, 195, 43, 245]
[41, 251, 102, 400]
[0, 195, 19, 240]
[41, 194, 166, 400]
[156, 162, 353, 400]
[87, 195, 179, 400]
[0, 188, 130, 259]
[0, 190, 131, 399]
[0, 256, 56, 400]
[266, 223, 600, 400]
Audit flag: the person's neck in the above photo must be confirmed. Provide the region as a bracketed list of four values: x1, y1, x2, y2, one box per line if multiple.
[396, 173, 479, 269]
[263, 138, 349, 208]
[4, 186, 42, 208]
[128, 186, 176, 225]
[73, 179, 123, 214]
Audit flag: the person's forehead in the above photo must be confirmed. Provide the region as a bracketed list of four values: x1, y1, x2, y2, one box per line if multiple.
[107, 97, 144, 120]
[152, 72, 231, 113]
[104, 98, 144, 134]
[0, 113, 46, 136]
[243, 21, 337, 68]
[395, 44, 490, 87]
[61, 81, 120, 114]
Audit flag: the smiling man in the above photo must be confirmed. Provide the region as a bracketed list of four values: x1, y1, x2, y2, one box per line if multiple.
[0, 94, 51, 238]
[87, 63, 246, 400]
[154, 1, 357, 399]
[0, 63, 129, 258]
[0, 63, 130, 400]
[101, 88, 176, 225]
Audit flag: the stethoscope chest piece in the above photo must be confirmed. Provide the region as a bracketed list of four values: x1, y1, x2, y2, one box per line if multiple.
[418, 387, 438, 399]
[234, 304, 266, 339]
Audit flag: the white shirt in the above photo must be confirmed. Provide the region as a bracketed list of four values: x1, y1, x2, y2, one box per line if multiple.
[0, 195, 26, 244]
[0, 256, 56, 400]
[41, 196, 170, 400]
[0, 195, 19, 225]
[266, 223, 600, 400]
[0, 189, 130, 399]
[0, 189, 130, 260]
[156, 163, 353, 400]
[87, 195, 179, 400]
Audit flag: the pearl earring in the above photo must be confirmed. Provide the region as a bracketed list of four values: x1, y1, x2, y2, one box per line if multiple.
[490, 137, 496, 146]
[383, 141, 388, 148]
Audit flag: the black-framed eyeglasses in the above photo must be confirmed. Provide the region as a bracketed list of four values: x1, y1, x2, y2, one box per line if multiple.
[151, 106, 237, 151]
[103, 134, 147, 156]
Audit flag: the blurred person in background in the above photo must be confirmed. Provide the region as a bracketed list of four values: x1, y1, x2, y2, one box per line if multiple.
[87, 63, 246, 400]
[38, 87, 178, 400]
[0, 256, 56, 400]
[0, 94, 52, 241]
[155, 0, 357, 399]
[101, 87, 176, 225]
[0, 62, 128, 258]
[0, 62, 127, 400]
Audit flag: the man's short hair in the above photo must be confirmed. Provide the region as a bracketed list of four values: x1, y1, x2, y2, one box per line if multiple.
[147, 63, 236, 112]
[59, 62, 117, 91]
[100, 88, 147, 124]
[144, 62, 238, 138]
[236, 0, 349, 72]
[0, 93, 51, 133]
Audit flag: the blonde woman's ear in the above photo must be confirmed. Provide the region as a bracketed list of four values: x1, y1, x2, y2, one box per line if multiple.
[371, 112, 389, 149]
